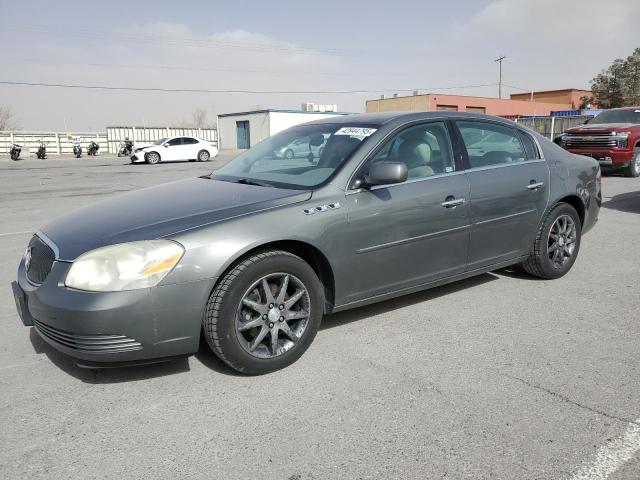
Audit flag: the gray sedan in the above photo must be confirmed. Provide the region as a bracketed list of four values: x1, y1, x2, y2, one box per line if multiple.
[12, 112, 601, 374]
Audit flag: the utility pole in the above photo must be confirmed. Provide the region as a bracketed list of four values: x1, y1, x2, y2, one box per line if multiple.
[495, 55, 506, 99]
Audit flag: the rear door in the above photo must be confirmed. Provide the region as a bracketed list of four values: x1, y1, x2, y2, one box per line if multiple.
[454, 120, 549, 270]
[182, 137, 200, 160]
[339, 120, 471, 304]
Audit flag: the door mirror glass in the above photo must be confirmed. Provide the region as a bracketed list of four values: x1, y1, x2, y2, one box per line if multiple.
[364, 161, 408, 187]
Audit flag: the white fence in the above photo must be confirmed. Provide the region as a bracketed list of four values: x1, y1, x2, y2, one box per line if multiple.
[106, 127, 218, 154]
[0, 127, 218, 156]
[0, 131, 107, 156]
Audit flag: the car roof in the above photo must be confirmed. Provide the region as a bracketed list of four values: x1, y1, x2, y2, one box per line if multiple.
[301, 111, 519, 127]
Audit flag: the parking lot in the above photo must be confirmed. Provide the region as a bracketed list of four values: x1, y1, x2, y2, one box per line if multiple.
[1, 154, 639, 479]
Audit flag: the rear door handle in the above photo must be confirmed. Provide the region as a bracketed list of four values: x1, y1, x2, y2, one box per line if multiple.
[441, 197, 466, 208]
[527, 181, 544, 190]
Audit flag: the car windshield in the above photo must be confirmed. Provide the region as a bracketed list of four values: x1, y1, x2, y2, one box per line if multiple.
[153, 138, 168, 145]
[588, 109, 640, 124]
[212, 123, 377, 189]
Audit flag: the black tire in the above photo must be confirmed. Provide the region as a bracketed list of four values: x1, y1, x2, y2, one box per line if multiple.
[624, 147, 640, 178]
[522, 203, 582, 279]
[197, 149, 210, 162]
[145, 151, 160, 164]
[203, 250, 324, 375]
[284, 149, 294, 159]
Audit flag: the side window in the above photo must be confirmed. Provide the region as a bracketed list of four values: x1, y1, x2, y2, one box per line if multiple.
[183, 137, 198, 145]
[518, 131, 540, 160]
[166, 138, 183, 146]
[366, 122, 455, 180]
[457, 121, 526, 168]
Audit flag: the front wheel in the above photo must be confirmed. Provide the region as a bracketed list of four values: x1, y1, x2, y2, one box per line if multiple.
[521, 203, 581, 279]
[145, 151, 160, 164]
[625, 148, 640, 178]
[197, 150, 210, 162]
[284, 149, 294, 159]
[203, 250, 324, 375]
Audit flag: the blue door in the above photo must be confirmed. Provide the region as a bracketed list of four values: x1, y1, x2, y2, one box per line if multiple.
[236, 121, 250, 149]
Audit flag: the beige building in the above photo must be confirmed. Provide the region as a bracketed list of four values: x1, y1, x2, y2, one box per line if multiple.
[365, 92, 574, 117]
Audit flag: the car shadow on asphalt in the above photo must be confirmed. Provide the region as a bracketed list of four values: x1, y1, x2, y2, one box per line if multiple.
[320, 273, 499, 331]
[602, 190, 640, 214]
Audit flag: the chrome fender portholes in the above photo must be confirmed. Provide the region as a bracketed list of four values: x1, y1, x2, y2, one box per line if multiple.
[303, 202, 341, 215]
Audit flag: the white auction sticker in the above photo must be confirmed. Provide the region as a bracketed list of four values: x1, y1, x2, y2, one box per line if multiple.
[335, 127, 377, 137]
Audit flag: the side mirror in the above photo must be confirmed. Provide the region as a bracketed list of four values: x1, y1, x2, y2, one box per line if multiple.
[357, 161, 408, 188]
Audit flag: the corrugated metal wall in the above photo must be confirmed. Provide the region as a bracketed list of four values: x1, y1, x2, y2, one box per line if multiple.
[0, 132, 107, 156]
[0, 127, 218, 155]
[106, 127, 217, 154]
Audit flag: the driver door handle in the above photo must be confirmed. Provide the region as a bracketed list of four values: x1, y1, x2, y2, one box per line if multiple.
[527, 181, 544, 190]
[441, 197, 466, 208]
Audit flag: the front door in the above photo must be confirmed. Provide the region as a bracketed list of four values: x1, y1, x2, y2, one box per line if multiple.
[162, 137, 184, 161]
[339, 121, 471, 305]
[455, 120, 550, 270]
[236, 121, 250, 149]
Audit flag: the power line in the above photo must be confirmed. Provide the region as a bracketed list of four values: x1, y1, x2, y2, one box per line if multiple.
[4, 23, 425, 59]
[0, 80, 501, 95]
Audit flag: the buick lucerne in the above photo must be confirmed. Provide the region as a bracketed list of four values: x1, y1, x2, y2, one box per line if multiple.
[12, 112, 601, 374]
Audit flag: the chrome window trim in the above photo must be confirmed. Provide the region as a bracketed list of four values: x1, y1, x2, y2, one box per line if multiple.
[463, 158, 547, 174]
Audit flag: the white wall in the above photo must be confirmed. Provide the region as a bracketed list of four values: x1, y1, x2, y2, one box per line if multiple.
[217, 111, 347, 150]
[268, 112, 343, 136]
[217, 112, 270, 150]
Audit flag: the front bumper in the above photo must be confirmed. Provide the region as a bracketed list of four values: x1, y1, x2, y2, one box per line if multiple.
[565, 148, 633, 167]
[13, 258, 216, 364]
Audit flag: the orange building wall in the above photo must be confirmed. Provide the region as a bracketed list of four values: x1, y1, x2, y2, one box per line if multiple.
[365, 93, 572, 116]
[426, 94, 571, 116]
[510, 90, 591, 109]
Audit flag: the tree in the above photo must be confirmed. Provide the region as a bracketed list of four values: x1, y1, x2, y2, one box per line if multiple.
[0, 105, 18, 130]
[192, 108, 207, 128]
[591, 47, 640, 108]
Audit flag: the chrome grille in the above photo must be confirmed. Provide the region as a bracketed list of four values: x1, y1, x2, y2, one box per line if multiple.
[33, 319, 143, 353]
[564, 133, 616, 149]
[25, 235, 56, 284]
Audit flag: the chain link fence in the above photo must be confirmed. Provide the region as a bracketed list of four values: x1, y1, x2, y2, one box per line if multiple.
[515, 116, 590, 140]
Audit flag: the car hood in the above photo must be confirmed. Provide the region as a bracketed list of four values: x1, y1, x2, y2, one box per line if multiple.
[566, 123, 635, 134]
[41, 178, 312, 260]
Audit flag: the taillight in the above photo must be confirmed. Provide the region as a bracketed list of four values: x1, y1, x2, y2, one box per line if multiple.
[596, 167, 602, 182]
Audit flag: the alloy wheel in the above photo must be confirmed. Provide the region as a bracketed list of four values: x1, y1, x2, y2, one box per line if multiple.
[235, 273, 310, 359]
[547, 214, 577, 269]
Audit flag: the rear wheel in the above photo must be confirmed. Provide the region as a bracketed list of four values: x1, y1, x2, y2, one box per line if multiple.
[624, 147, 640, 178]
[284, 149, 294, 159]
[145, 151, 160, 164]
[522, 203, 581, 279]
[203, 250, 324, 375]
[197, 150, 210, 162]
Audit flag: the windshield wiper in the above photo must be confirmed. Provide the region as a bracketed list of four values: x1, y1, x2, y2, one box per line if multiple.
[233, 178, 273, 187]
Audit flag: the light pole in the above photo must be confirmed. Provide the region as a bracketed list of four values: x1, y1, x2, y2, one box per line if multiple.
[495, 55, 506, 99]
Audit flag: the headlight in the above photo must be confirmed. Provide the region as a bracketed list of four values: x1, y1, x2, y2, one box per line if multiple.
[613, 131, 630, 148]
[64, 240, 184, 292]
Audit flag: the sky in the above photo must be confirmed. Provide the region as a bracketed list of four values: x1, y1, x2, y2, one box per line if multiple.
[1, 0, 639, 131]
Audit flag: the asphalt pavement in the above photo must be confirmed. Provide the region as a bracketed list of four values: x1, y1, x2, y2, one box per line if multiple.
[0, 153, 639, 479]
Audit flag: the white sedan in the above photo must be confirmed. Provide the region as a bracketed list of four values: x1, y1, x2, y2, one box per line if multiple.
[131, 136, 218, 164]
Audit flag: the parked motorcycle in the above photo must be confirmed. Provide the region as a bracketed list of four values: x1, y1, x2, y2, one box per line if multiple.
[36, 141, 46, 159]
[73, 143, 82, 158]
[117, 138, 133, 157]
[87, 141, 99, 156]
[10, 143, 21, 161]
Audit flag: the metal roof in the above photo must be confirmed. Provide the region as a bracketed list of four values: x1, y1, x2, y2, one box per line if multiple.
[217, 109, 352, 118]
